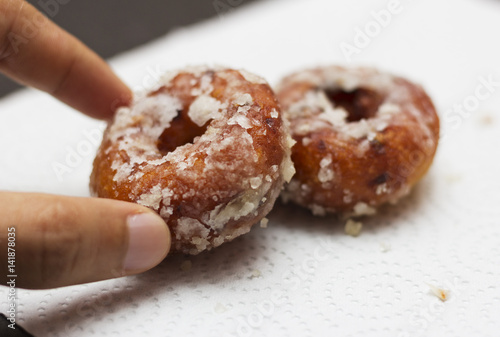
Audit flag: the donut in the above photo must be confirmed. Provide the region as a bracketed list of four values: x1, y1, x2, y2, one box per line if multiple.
[90, 66, 295, 254]
[277, 66, 439, 216]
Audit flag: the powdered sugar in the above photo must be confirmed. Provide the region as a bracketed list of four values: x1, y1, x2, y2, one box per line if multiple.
[206, 190, 265, 231]
[108, 93, 182, 184]
[283, 66, 395, 93]
[376, 183, 389, 195]
[176, 217, 210, 244]
[137, 184, 163, 210]
[318, 155, 334, 183]
[290, 92, 399, 140]
[352, 202, 377, 216]
[281, 135, 296, 183]
[278, 65, 439, 217]
[233, 93, 253, 106]
[228, 114, 252, 129]
[239, 69, 267, 84]
[94, 66, 294, 254]
[250, 176, 263, 189]
[191, 73, 214, 96]
[188, 95, 226, 127]
[282, 67, 410, 141]
[319, 107, 349, 127]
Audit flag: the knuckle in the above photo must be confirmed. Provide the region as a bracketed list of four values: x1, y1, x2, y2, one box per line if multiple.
[36, 200, 83, 287]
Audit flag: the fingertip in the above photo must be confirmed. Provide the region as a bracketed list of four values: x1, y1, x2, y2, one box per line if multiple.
[1, 192, 172, 288]
[122, 211, 171, 275]
[102, 88, 133, 121]
[57, 61, 134, 121]
[0, 1, 133, 121]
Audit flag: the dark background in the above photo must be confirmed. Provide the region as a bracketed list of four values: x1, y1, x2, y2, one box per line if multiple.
[0, 0, 258, 98]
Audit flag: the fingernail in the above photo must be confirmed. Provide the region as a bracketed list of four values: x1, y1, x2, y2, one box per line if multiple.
[123, 213, 170, 274]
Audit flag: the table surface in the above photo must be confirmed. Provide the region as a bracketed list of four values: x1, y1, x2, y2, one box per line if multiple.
[1, 0, 500, 336]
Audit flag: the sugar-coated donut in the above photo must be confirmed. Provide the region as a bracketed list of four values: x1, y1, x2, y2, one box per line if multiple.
[277, 66, 439, 216]
[90, 66, 295, 254]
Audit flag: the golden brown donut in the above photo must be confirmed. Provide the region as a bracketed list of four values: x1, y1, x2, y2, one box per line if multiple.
[90, 66, 295, 254]
[277, 66, 439, 216]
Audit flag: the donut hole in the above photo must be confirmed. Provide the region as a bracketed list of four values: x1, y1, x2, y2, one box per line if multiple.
[157, 110, 209, 154]
[325, 88, 383, 122]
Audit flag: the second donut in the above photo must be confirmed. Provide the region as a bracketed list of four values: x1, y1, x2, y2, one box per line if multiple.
[277, 66, 440, 216]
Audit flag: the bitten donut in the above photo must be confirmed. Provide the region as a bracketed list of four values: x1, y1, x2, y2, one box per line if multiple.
[90, 66, 295, 254]
[277, 66, 439, 216]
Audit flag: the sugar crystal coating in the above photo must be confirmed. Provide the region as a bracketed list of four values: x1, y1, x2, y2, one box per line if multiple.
[278, 66, 440, 215]
[91, 66, 294, 254]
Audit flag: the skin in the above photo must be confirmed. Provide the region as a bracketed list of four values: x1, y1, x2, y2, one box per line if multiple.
[0, 0, 171, 289]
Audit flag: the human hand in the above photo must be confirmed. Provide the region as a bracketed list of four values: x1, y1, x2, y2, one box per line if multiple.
[0, 0, 171, 289]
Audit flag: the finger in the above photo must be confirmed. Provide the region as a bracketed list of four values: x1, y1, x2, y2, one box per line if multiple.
[0, 0, 131, 120]
[0, 192, 170, 289]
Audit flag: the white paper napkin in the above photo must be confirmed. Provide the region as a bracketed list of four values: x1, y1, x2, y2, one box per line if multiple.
[1, 0, 500, 336]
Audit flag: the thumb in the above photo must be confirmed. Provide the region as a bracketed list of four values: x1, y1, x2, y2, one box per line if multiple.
[0, 192, 171, 289]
